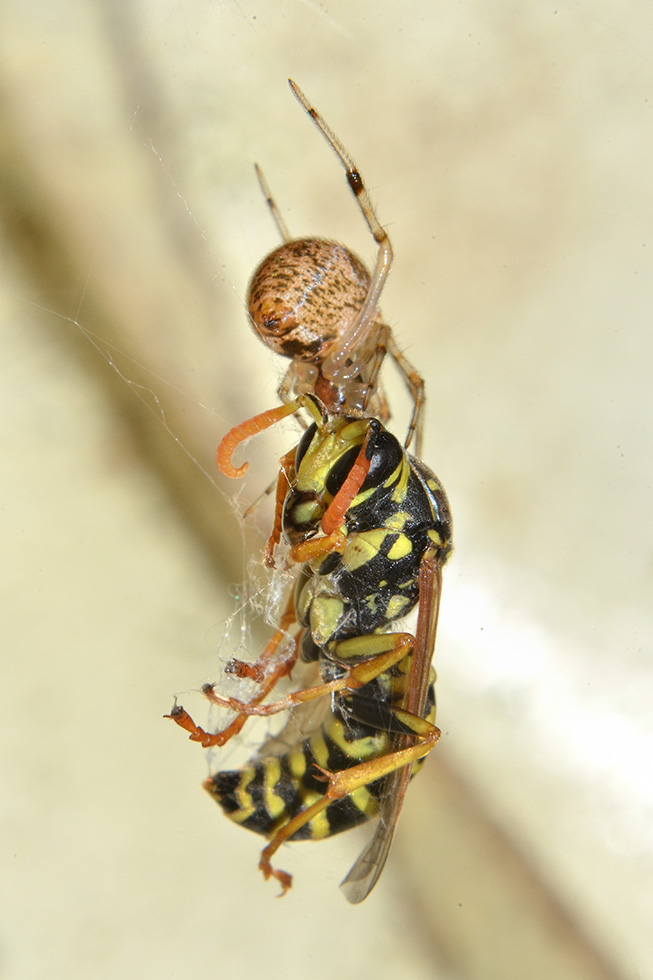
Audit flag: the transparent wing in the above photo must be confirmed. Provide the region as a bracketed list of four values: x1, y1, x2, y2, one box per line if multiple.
[340, 552, 444, 904]
[339, 764, 408, 903]
[254, 662, 327, 760]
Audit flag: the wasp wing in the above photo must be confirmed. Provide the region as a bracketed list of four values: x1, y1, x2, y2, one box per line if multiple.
[340, 552, 444, 903]
[253, 661, 328, 759]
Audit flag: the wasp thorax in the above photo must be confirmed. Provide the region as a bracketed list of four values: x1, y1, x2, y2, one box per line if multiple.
[247, 238, 377, 362]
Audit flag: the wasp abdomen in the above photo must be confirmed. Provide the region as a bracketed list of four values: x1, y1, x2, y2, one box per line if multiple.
[204, 710, 388, 841]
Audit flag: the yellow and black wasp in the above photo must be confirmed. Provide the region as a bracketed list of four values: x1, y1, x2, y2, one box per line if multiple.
[168, 82, 452, 904]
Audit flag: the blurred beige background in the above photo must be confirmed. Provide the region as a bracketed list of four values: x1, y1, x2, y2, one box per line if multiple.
[1, 2, 651, 978]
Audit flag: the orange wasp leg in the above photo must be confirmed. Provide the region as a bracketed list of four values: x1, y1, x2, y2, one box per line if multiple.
[201, 631, 416, 717]
[263, 447, 296, 567]
[166, 597, 300, 748]
[258, 703, 440, 896]
[320, 424, 373, 534]
[222, 592, 298, 684]
[286, 424, 374, 565]
[288, 526, 347, 564]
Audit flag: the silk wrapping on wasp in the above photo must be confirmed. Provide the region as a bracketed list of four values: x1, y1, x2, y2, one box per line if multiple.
[168, 80, 453, 904]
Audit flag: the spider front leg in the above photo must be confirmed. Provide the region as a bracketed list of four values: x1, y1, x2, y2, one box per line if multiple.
[288, 80, 394, 389]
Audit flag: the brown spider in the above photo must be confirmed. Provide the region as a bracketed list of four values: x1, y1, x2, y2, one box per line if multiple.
[247, 79, 425, 456]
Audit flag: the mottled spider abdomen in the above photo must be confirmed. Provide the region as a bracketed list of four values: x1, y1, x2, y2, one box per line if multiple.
[248, 237, 382, 363]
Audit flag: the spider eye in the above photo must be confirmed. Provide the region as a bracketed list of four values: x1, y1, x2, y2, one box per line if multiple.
[295, 423, 317, 468]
